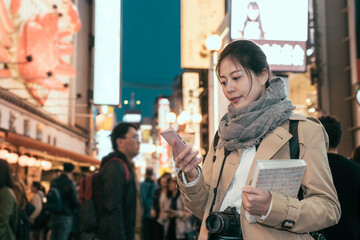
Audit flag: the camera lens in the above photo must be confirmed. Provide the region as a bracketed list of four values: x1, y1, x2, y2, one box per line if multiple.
[205, 213, 225, 233]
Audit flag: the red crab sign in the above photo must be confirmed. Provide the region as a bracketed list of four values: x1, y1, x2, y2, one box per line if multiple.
[0, 0, 81, 105]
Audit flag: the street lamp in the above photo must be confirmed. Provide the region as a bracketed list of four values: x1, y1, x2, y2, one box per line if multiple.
[206, 34, 222, 144]
[206, 34, 222, 52]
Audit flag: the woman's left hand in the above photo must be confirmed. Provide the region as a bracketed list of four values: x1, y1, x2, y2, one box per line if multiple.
[242, 186, 272, 216]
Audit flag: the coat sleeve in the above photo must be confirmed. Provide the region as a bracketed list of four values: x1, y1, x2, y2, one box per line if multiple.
[0, 188, 16, 240]
[257, 121, 341, 233]
[176, 138, 216, 219]
[68, 181, 79, 210]
[102, 161, 128, 240]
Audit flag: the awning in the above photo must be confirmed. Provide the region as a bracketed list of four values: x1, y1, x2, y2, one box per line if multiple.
[0, 129, 100, 166]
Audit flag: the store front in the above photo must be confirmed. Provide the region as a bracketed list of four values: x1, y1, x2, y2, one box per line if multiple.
[0, 89, 99, 191]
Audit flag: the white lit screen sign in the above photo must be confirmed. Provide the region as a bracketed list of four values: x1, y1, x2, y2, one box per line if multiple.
[93, 0, 121, 105]
[230, 0, 309, 72]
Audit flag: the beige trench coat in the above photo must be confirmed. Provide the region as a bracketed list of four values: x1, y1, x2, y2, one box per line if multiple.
[177, 114, 341, 240]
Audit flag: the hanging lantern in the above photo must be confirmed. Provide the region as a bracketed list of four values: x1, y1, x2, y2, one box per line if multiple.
[18, 155, 29, 167]
[41, 160, 52, 171]
[7, 153, 19, 164]
[35, 160, 41, 167]
[0, 149, 9, 159]
[27, 157, 36, 167]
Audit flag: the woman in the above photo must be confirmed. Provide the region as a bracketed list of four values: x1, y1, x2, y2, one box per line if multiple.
[174, 40, 341, 240]
[158, 177, 192, 240]
[0, 158, 18, 240]
[240, 2, 265, 39]
[151, 172, 171, 240]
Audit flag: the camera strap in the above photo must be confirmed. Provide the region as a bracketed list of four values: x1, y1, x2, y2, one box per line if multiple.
[209, 148, 232, 213]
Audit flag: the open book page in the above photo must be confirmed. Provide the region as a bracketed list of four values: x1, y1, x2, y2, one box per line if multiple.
[245, 159, 307, 223]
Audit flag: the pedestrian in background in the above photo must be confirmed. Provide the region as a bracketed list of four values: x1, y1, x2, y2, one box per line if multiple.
[173, 39, 340, 239]
[97, 122, 143, 240]
[29, 181, 45, 240]
[151, 172, 171, 240]
[50, 162, 79, 240]
[319, 115, 360, 240]
[140, 167, 157, 240]
[12, 172, 31, 240]
[0, 158, 18, 240]
[29, 181, 44, 223]
[12, 172, 28, 213]
[158, 177, 192, 240]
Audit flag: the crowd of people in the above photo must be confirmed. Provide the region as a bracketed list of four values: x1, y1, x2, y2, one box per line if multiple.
[0, 122, 197, 240]
[1, 39, 360, 240]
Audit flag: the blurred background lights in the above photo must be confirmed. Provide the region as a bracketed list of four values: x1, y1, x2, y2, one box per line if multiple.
[308, 108, 316, 113]
[166, 112, 177, 123]
[0, 149, 9, 159]
[205, 34, 222, 52]
[7, 153, 19, 164]
[192, 113, 202, 123]
[156, 146, 164, 154]
[101, 105, 108, 114]
[18, 155, 29, 166]
[27, 157, 36, 167]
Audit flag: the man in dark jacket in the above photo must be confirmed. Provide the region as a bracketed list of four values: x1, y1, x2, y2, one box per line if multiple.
[50, 162, 79, 240]
[97, 122, 142, 240]
[319, 115, 360, 240]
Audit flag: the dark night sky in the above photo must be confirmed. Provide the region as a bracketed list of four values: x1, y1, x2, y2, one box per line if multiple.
[117, 0, 182, 120]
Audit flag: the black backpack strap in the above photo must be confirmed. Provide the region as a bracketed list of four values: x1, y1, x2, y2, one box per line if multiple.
[289, 120, 305, 201]
[203, 131, 220, 163]
[289, 120, 299, 160]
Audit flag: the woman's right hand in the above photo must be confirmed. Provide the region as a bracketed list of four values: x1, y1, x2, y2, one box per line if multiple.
[173, 145, 202, 182]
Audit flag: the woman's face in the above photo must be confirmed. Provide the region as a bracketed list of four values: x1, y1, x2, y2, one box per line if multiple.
[219, 57, 268, 109]
[160, 176, 169, 187]
[168, 180, 177, 191]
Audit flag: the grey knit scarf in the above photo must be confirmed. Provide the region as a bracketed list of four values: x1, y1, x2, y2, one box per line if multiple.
[218, 77, 295, 151]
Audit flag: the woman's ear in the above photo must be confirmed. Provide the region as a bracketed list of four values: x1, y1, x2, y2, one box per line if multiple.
[260, 69, 269, 85]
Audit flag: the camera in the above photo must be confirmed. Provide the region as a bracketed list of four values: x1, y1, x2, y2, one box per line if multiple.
[205, 206, 242, 240]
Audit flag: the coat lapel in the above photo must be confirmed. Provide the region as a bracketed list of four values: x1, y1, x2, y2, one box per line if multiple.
[210, 145, 243, 211]
[209, 125, 292, 212]
[245, 125, 292, 186]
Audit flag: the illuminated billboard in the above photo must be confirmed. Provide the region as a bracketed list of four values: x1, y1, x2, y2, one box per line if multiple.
[93, 0, 122, 105]
[230, 0, 309, 72]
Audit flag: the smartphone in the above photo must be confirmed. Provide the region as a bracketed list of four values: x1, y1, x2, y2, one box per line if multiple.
[160, 128, 201, 162]
[160, 128, 188, 153]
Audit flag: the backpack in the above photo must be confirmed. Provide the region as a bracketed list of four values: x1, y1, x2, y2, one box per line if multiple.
[16, 208, 31, 240]
[33, 192, 51, 230]
[45, 182, 64, 213]
[78, 157, 130, 233]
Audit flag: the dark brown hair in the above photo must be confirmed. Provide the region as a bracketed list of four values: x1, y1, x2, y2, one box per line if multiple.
[216, 40, 271, 89]
[0, 158, 13, 189]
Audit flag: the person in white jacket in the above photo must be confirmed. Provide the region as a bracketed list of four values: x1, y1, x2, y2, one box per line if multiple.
[29, 182, 44, 223]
